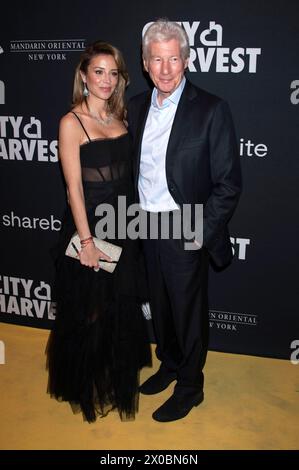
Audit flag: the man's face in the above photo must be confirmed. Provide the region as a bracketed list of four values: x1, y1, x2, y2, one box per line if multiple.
[144, 39, 188, 104]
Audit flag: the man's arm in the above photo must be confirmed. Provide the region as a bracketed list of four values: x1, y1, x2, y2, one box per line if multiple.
[203, 100, 242, 249]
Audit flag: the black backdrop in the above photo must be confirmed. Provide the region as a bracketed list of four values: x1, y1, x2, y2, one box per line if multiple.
[1, 0, 298, 359]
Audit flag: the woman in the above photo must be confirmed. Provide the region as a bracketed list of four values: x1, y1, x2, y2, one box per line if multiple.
[46, 41, 151, 423]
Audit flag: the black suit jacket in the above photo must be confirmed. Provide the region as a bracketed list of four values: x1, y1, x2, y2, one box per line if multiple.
[127, 79, 242, 267]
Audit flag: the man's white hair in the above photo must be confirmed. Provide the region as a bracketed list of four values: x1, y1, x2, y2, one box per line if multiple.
[143, 19, 190, 61]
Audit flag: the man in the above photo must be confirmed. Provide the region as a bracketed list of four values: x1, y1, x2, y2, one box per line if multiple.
[127, 20, 242, 422]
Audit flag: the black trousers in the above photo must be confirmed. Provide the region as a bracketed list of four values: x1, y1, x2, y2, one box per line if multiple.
[142, 212, 210, 396]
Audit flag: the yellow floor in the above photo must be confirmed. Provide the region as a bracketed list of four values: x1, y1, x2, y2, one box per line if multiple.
[0, 322, 298, 450]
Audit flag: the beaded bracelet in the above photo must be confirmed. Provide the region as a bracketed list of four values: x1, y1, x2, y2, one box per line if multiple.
[80, 236, 94, 248]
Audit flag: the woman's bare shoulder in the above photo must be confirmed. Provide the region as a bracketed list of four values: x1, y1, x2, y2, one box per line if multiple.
[60, 110, 78, 126]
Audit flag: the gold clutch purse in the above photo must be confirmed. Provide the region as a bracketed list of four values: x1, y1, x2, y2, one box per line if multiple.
[65, 233, 122, 273]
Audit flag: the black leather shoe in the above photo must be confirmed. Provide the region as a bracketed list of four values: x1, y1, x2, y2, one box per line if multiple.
[139, 368, 177, 395]
[152, 391, 204, 422]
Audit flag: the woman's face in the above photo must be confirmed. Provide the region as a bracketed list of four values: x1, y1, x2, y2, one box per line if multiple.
[81, 54, 119, 101]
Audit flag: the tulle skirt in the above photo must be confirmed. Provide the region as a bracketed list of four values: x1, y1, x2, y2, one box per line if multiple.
[46, 210, 152, 423]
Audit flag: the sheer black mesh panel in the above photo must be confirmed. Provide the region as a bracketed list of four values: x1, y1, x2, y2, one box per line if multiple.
[81, 161, 127, 182]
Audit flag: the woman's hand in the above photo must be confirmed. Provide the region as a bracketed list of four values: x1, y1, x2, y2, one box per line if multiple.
[79, 242, 112, 270]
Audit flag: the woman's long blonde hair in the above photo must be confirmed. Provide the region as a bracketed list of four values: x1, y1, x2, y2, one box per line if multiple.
[72, 41, 129, 120]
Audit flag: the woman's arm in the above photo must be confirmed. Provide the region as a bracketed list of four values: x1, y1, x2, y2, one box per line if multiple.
[59, 113, 111, 268]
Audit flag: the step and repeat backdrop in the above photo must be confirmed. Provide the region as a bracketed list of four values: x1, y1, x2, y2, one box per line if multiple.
[0, 0, 298, 359]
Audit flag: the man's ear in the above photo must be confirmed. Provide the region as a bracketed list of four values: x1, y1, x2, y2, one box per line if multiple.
[184, 58, 189, 70]
[143, 58, 149, 72]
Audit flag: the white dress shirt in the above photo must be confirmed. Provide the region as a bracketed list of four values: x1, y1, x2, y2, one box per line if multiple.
[138, 77, 186, 212]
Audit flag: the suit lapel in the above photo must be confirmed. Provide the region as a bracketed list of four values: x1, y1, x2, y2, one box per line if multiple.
[134, 80, 197, 193]
[165, 80, 197, 171]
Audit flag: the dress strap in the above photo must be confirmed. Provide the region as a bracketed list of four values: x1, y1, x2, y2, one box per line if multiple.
[71, 112, 91, 142]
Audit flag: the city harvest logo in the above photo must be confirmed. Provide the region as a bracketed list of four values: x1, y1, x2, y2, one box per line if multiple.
[290, 80, 299, 105]
[10, 39, 85, 61]
[0, 275, 56, 320]
[0, 116, 58, 162]
[209, 310, 257, 332]
[2, 211, 61, 231]
[143, 21, 261, 73]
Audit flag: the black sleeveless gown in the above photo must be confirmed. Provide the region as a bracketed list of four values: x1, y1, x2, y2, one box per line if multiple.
[46, 119, 151, 423]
